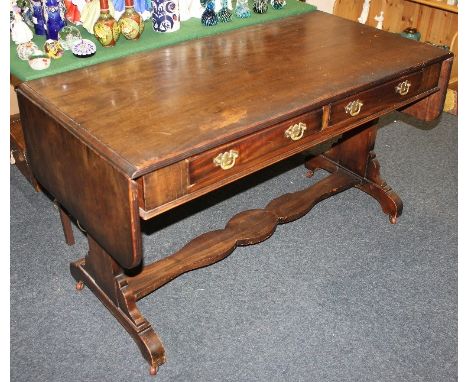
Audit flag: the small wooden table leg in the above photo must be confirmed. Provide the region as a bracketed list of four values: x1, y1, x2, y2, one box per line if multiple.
[58, 204, 76, 246]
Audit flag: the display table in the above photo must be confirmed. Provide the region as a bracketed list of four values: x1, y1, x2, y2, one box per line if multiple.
[10, 0, 316, 82]
[16, 10, 452, 376]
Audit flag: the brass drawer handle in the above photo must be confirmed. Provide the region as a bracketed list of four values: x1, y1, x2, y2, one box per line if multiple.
[284, 122, 307, 141]
[345, 100, 364, 117]
[213, 149, 239, 170]
[395, 80, 411, 96]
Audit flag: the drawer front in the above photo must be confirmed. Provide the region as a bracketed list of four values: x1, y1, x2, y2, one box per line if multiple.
[189, 109, 322, 190]
[328, 65, 440, 127]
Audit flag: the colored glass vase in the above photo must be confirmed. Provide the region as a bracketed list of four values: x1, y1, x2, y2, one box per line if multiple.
[235, 0, 251, 18]
[201, 0, 217, 26]
[151, 0, 180, 33]
[31, 0, 46, 35]
[217, 0, 232, 22]
[43, 0, 67, 40]
[93, 0, 120, 47]
[253, 0, 267, 13]
[118, 0, 144, 40]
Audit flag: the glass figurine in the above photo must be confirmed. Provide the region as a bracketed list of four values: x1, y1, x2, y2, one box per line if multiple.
[31, 0, 46, 35]
[43, 0, 67, 40]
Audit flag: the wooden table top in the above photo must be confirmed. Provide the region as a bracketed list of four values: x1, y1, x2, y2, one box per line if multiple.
[19, 11, 450, 179]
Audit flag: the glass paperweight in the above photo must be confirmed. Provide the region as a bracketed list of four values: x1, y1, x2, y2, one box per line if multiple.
[235, 0, 251, 18]
[272, 0, 286, 9]
[253, 0, 268, 14]
[217, 0, 232, 22]
[28, 52, 51, 70]
[400, 27, 421, 41]
[16, 41, 40, 61]
[58, 25, 82, 50]
[71, 39, 97, 58]
[44, 39, 64, 58]
[201, 1, 218, 26]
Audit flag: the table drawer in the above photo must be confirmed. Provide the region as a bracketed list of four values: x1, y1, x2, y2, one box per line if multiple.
[328, 65, 440, 127]
[189, 109, 322, 190]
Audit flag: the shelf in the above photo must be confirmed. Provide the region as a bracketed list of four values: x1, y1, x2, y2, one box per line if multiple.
[405, 0, 458, 13]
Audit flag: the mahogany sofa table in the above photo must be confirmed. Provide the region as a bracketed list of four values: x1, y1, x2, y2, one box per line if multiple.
[17, 11, 452, 376]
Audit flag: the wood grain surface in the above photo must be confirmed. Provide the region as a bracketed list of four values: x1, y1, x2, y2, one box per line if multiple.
[18, 11, 451, 178]
[17, 92, 143, 269]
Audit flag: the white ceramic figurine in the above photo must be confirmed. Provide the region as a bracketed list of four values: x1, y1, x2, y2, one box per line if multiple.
[358, 0, 371, 24]
[374, 10, 384, 30]
[179, 0, 204, 20]
[11, 12, 33, 45]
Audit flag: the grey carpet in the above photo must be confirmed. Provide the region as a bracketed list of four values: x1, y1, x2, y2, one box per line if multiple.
[10, 111, 457, 382]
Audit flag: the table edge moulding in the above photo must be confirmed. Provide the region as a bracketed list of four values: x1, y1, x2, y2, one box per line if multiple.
[15, 10, 453, 377]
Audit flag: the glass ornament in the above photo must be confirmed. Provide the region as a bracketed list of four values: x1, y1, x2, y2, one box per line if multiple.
[201, 0, 217, 26]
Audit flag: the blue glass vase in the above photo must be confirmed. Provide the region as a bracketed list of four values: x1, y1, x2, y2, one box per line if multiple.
[31, 0, 46, 35]
[43, 0, 66, 40]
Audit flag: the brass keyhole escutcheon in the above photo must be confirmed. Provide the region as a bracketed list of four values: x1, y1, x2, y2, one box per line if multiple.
[345, 100, 364, 117]
[395, 80, 411, 96]
[213, 149, 239, 170]
[284, 122, 307, 141]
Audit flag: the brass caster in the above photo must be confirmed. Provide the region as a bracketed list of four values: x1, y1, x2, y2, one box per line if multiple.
[305, 169, 315, 178]
[75, 281, 85, 291]
[149, 365, 158, 376]
[389, 215, 397, 224]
